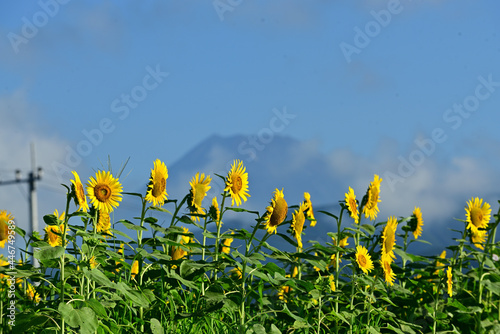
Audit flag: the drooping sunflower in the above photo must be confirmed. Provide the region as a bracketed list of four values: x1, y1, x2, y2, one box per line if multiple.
[411, 207, 424, 239]
[447, 266, 453, 297]
[304, 192, 316, 226]
[345, 187, 359, 224]
[97, 210, 112, 236]
[435, 250, 446, 275]
[263, 188, 288, 234]
[145, 159, 169, 207]
[71, 171, 89, 212]
[44, 209, 66, 247]
[224, 160, 250, 207]
[362, 175, 382, 221]
[465, 197, 491, 234]
[355, 245, 374, 274]
[89, 256, 98, 269]
[330, 236, 349, 268]
[471, 229, 488, 250]
[171, 227, 192, 262]
[209, 196, 222, 226]
[189, 172, 212, 221]
[381, 257, 396, 286]
[381, 216, 398, 262]
[87, 171, 123, 213]
[291, 201, 307, 249]
[0, 210, 14, 248]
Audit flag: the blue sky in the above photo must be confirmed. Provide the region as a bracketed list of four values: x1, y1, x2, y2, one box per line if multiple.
[1, 1, 500, 249]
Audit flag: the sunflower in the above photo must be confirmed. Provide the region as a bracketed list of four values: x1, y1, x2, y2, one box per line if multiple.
[263, 188, 288, 234]
[224, 160, 250, 207]
[345, 187, 359, 224]
[44, 209, 66, 247]
[87, 171, 123, 213]
[291, 202, 307, 249]
[222, 233, 234, 254]
[381, 257, 396, 286]
[189, 172, 212, 221]
[0, 210, 14, 248]
[145, 159, 169, 207]
[209, 197, 222, 226]
[114, 244, 124, 274]
[411, 207, 424, 239]
[26, 282, 41, 303]
[465, 197, 491, 234]
[381, 216, 398, 262]
[131, 260, 139, 280]
[447, 266, 453, 297]
[329, 274, 335, 292]
[355, 245, 374, 274]
[362, 175, 382, 221]
[435, 250, 446, 275]
[304, 192, 316, 226]
[70, 171, 89, 212]
[97, 210, 112, 236]
[171, 227, 192, 262]
[330, 236, 349, 268]
[230, 267, 243, 280]
[471, 229, 488, 250]
[89, 256, 98, 269]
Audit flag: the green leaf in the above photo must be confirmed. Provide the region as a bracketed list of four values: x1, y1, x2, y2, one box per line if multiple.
[268, 324, 282, 334]
[34, 246, 65, 261]
[43, 214, 59, 226]
[361, 224, 376, 235]
[150, 318, 164, 334]
[118, 220, 148, 231]
[86, 298, 107, 318]
[149, 206, 171, 214]
[123, 192, 143, 198]
[115, 282, 150, 308]
[83, 268, 115, 288]
[318, 210, 338, 220]
[252, 324, 266, 334]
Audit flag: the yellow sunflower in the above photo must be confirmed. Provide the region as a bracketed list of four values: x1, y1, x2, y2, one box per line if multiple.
[304, 192, 316, 226]
[44, 209, 66, 247]
[131, 260, 139, 280]
[224, 160, 250, 207]
[89, 256, 98, 269]
[345, 187, 359, 224]
[0, 210, 14, 248]
[171, 227, 192, 262]
[355, 245, 374, 274]
[465, 197, 491, 234]
[209, 196, 222, 227]
[362, 175, 382, 221]
[471, 229, 487, 250]
[330, 236, 349, 268]
[329, 274, 335, 292]
[71, 171, 89, 212]
[145, 159, 169, 207]
[263, 188, 288, 234]
[435, 250, 446, 275]
[26, 282, 41, 303]
[447, 266, 453, 297]
[381, 216, 398, 262]
[97, 210, 112, 236]
[411, 207, 424, 239]
[381, 257, 396, 286]
[87, 171, 123, 213]
[222, 233, 234, 254]
[291, 202, 307, 249]
[189, 172, 212, 221]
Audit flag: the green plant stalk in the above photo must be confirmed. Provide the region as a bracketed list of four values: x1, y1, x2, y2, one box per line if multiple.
[335, 207, 345, 316]
[317, 294, 323, 334]
[402, 229, 409, 289]
[170, 195, 188, 227]
[60, 191, 72, 334]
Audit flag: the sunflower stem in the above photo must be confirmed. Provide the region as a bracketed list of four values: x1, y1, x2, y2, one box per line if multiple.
[60, 191, 71, 334]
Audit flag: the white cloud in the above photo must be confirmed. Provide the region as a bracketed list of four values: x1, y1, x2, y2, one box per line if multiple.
[0, 90, 70, 254]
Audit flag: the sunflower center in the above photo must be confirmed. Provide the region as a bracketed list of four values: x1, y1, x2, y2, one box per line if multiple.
[231, 175, 243, 194]
[358, 254, 367, 267]
[470, 207, 483, 227]
[94, 184, 112, 202]
[152, 176, 166, 197]
[270, 197, 288, 227]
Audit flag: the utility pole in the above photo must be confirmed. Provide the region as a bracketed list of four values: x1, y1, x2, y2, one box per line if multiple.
[0, 143, 42, 266]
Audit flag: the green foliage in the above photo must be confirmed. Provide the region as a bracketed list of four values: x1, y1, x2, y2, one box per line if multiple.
[2, 168, 500, 334]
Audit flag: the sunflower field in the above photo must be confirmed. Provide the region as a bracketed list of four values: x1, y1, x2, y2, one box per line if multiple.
[1, 159, 500, 333]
